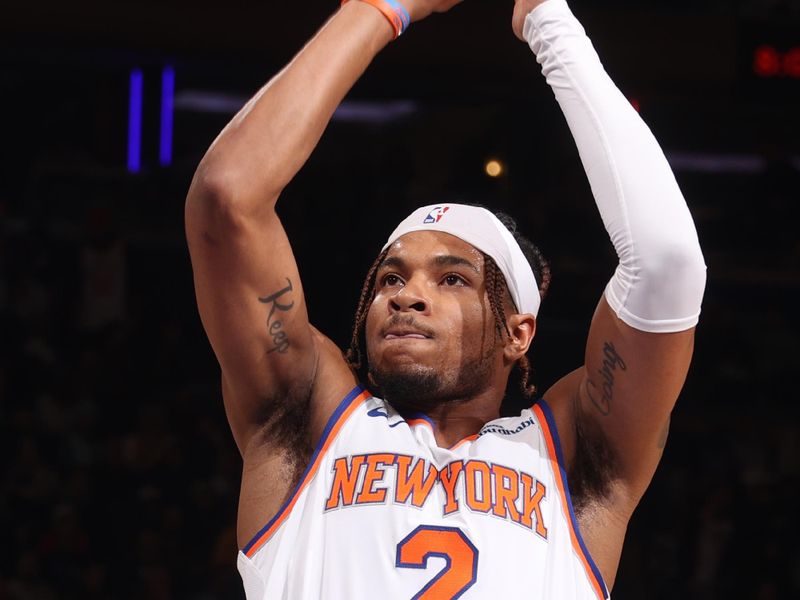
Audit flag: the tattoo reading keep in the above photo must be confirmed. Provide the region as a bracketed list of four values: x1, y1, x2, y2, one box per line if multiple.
[258, 278, 294, 354]
[586, 341, 627, 416]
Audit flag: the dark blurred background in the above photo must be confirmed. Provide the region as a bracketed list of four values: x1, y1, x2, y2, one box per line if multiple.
[1, 0, 799, 598]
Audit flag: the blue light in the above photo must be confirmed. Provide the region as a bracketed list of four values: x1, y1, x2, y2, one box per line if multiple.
[160, 66, 175, 167]
[127, 69, 143, 173]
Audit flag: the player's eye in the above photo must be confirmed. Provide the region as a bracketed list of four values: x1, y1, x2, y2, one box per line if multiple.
[382, 274, 404, 287]
[442, 274, 467, 286]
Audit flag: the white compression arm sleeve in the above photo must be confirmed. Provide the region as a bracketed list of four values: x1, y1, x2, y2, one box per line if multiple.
[524, 0, 707, 333]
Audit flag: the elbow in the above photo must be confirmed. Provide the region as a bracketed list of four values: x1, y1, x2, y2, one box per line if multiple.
[665, 237, 706, 286]
[184, 165, 244, 237]
[646, 238, 706, 286]
[638, 237, 707, 303]
[187, 158, 245, 214]
[185, 158, 277, 228]
[610, 238, 707, 332]
[634, 240, 707, 327]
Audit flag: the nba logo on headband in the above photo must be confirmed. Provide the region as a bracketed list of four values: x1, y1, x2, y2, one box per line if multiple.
[423, 206, 450, 224]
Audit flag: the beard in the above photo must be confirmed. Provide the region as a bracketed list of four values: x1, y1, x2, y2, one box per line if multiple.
[368, 349, 494, 414]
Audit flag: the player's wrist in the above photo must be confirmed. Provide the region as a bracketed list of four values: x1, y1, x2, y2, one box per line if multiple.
[341, 0, 411, 40]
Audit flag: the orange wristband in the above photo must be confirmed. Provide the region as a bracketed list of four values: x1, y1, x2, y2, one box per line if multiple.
[341, 0, 411, 39]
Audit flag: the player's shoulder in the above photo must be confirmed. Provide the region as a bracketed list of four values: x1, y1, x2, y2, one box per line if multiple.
[303, 325, 363, 446]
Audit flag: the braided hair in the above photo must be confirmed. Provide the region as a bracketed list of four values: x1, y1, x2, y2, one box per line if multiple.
[346, 210, 551, 399]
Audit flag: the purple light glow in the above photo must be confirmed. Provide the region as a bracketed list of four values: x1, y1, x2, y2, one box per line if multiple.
[172, 91, 418, 125]
[127, 69, 143, 173]
[160, 66, 174, 167]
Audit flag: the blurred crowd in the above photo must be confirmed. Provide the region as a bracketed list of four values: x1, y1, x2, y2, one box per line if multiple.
[1, 199, 243, 598]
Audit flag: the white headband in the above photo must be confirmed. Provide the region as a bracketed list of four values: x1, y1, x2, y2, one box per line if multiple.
[382, 204, 541, 317]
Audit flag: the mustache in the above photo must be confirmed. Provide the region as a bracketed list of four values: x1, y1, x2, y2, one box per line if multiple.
[380, 314, 435, 338]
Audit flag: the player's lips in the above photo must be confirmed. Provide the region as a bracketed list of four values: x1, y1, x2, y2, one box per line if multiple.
[384, 330, 430, 340]
[380, 316, 435, 340]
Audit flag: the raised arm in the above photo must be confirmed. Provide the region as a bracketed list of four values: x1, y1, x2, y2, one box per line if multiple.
[516, 0, 706, 584]
[186, 0, 461, 454]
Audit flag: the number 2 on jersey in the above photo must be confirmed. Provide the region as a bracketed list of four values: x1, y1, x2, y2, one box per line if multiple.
[395, 525, 479, 599]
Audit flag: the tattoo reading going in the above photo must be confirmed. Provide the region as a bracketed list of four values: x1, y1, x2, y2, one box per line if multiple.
[258, 278, 294, 354]
[586, 341, 627, 416]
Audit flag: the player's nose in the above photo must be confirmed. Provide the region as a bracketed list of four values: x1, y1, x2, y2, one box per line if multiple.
[389, 278, 430, 314]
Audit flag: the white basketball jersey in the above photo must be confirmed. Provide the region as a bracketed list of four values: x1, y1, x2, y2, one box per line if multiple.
[238, 386, 609, 599]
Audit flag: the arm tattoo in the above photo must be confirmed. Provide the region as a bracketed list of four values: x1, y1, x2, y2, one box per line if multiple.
[586, 341, 627, 416]
[657, 417, 671, 450]
[259, 278, 295, 354]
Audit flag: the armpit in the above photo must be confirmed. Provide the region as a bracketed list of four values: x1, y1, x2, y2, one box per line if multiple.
[568, 412, 619, 518]
[253, 388, 314, 485]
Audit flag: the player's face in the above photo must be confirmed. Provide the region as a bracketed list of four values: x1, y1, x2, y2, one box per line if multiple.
[365, 231, 503, 410]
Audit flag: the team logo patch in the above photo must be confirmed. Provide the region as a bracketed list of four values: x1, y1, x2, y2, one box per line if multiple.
[423, 206, 450, 224]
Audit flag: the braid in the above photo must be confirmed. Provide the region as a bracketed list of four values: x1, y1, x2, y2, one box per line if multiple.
[483, 256, 510, 339]
[346, 249, 388, 371]
[526, 242, 552, 301]
[516, 355, 537, 399]
[483, 254, 539, 399]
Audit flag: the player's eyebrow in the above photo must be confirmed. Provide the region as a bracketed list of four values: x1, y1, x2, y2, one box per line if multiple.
[430, 254, 480, 273]
[379, 256, 406, 270]
[379, 254, 480, 274]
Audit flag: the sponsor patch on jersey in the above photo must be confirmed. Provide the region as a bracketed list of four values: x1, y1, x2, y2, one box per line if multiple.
[423, 206, 450, 224]
[478, 417, 535, 438]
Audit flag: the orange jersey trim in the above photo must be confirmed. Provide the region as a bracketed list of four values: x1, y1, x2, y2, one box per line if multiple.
[532, 402, 609, 600]
[242, 386, 371, 558]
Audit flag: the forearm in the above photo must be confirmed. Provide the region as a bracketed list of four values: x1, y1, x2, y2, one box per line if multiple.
[524, 0, 706, 332]
[191, 2, 394, 213]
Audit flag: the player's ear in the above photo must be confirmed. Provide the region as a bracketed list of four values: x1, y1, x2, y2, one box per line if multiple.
[503, 313, 536, 362]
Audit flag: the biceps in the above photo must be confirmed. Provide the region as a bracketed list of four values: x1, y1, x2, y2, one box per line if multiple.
[579, 297, 695, 495]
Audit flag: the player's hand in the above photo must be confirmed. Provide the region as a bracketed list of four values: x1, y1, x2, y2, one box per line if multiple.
[405, 0, 465, 23]
[512, 0, 549, 40]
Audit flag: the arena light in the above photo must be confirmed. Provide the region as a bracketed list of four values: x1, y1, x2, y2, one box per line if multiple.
[666, 152, 765, 174]
[173, 91, 418, 124]
[127, 69, 143, 173]
[485, 159, 504, 178]
[753, 45, 800, 78]
[159, 66, 175, 167]
[173, 90, 245, 113]
[332, 100, 417, 123]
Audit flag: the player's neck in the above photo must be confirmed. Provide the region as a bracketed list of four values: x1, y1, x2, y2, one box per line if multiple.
[410, 392, 501, 448]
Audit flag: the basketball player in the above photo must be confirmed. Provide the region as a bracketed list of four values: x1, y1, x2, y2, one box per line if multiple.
[185, 0, 706, 597]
